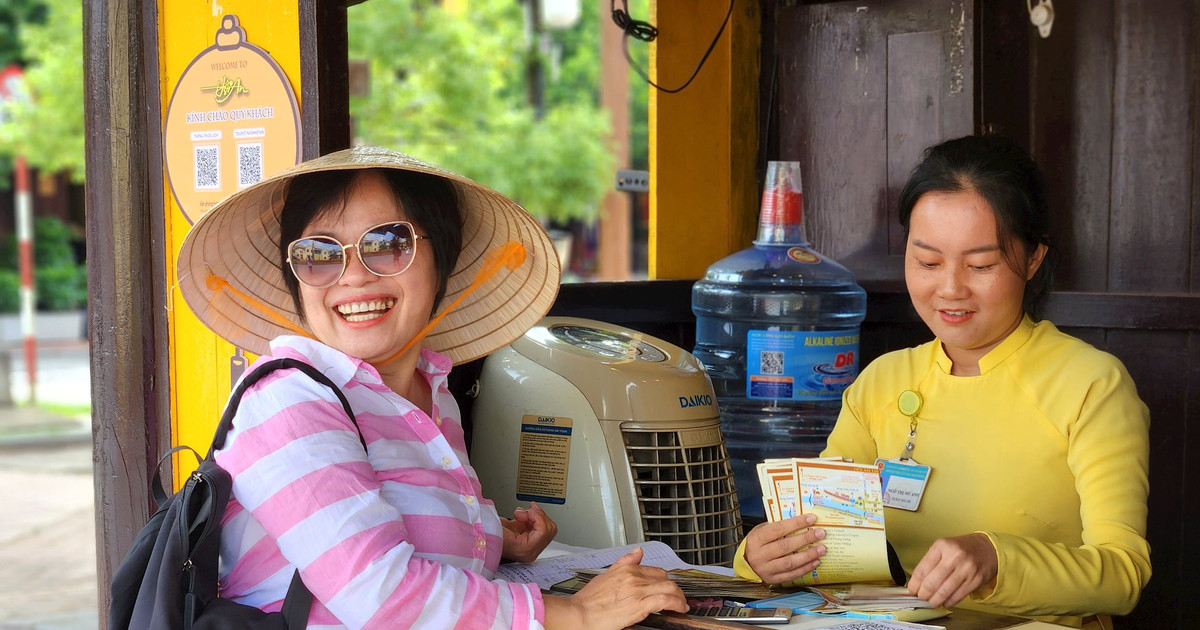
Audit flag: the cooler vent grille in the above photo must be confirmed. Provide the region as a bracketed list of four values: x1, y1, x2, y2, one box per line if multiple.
[622, 426, 743, 566]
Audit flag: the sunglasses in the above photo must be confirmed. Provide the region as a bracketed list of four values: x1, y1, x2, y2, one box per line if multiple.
[287, 221, 426, 288]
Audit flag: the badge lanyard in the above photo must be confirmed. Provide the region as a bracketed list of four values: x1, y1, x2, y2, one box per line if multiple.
[875, 389, 932, 511]
[897, 389, 922, 460]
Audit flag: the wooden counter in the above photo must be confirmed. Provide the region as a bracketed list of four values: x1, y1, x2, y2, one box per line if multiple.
[636, 608, 1060, 630]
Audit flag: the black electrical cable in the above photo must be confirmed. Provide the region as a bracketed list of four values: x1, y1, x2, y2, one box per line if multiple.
[610, 0, 735, 94]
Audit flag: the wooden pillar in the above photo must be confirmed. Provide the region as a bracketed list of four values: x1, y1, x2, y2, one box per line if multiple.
[300, 0, 351, 159]
[597, 0, 632, 280]
[84, 0, 171, 619]
[649, 0, 760, 279]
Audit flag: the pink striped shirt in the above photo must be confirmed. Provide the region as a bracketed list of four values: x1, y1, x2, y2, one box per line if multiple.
[214, 336, 545, 630]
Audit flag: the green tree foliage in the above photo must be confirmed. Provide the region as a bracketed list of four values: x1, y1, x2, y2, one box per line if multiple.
[0, 0, 84, 184]
[544, 0, 648, 169]
[0, 270, 17, 312]
[0, 0, 46, 68]
[0, 216, 85, 312]
[347, 1, 613, 224]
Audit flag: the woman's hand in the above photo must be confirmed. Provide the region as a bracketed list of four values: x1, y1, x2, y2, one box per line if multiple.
[543, 547, 688, 630]
[501, 502, 558, 563]
[907, 533, 998, 608]
[743, 513, 827, 585]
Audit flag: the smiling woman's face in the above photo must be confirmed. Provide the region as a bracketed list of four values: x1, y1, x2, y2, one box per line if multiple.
[905, 189, 1046, 375]
[298, 172, 438, 364]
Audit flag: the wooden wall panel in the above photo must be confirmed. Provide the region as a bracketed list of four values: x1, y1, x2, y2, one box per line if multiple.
[1109, 0, 1194, 292]
[1057, 326, 1105, 349]
[1104, 330, 1190, 628]
[1031, 0, 1114, 291]
[774, 0, 973, 281]
[886, 30, 945, 254]
[976, 3, 1030, 148]
[1185, 332, 1200, 629]
[1193, 31, 1200, 296]
[775, 4, 888, 266]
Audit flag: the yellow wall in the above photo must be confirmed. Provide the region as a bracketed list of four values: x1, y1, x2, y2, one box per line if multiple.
[649, 1, 759, 279]
[160, 2, 302, 486]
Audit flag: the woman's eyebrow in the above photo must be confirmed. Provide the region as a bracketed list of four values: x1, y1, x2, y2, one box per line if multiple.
[910, 239, 1001, 255]
[910, 239, 941, 254]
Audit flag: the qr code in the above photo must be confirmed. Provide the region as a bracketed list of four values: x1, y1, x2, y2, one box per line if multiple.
[760, 350, 784, 375]
[237, 143, 263, 188]
[194, 145, 220, 191]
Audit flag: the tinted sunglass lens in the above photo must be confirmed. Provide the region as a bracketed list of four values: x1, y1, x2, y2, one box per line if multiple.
[359, 223, 415, 276]
[290, 237, 345, 287]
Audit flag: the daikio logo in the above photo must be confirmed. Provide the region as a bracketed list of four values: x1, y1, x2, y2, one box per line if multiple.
[678, 394, 714, 408]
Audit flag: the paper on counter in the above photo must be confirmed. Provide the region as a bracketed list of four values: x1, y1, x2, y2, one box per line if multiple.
[495, 540, 732, 590]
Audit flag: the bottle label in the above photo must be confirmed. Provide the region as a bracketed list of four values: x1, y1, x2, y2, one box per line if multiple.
[787, 247, 820, 264]
[746, 330, 859, 401]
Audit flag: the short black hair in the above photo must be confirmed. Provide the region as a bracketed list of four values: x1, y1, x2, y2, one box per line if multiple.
[897, 134, 1059, 317]
[278, 168, 462, 321]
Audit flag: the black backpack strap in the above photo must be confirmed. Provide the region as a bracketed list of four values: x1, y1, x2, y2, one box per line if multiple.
[281, 570, 314, 628]
[151, 444, 203, 508]
[207, 357, 367, 457]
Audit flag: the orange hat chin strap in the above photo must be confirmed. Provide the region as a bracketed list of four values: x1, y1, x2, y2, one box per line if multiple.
[205, 272, 311, 338]
[381, 240, 527, 366]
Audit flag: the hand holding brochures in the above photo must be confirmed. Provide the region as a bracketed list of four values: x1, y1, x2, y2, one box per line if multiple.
[757, 457, 894, 586]
[751, 457, 950, 623]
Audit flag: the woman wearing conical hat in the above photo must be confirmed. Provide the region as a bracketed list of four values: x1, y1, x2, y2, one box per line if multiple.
[177, 147, 688, 629]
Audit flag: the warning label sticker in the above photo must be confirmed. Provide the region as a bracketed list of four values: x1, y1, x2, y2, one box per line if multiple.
[516, 415, 573, 505]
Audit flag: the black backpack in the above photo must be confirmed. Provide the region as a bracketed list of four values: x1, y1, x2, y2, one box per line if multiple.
[108, 358, 367, 629]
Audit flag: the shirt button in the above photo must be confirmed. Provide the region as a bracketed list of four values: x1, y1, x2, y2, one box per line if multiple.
[465, 495, 476, 505]
[434, 415, 443, 426]
[477, 538, 486, 549]
[441, 456, 452, 467]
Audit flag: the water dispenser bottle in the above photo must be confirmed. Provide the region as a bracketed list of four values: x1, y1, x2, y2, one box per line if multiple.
[692, 161, 867, 522]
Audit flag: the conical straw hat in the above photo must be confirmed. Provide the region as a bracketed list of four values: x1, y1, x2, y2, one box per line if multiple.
[176, 146, 561, 365]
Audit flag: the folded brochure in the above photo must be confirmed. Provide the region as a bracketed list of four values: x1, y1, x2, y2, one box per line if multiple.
[747, 587, 949, 622]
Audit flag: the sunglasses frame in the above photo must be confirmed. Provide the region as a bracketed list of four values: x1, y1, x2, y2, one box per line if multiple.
[287, 220, 426, 289]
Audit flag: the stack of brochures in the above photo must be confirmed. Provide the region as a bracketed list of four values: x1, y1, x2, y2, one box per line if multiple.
[807, 584, 937, 612]
[753, 457, 949, 622]
[569, 567, 780, 599]
[748, 587, 947, 623]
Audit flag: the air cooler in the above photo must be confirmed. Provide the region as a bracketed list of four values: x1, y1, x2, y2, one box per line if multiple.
[469, 317, 744, 566]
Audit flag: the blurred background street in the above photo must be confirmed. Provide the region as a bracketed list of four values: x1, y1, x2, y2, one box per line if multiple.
[0, 317, 95, 630]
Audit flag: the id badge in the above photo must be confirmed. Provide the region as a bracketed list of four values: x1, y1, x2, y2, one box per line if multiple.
[875, 458, 931, 511]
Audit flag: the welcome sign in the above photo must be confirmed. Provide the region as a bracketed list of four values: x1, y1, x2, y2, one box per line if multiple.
[162, 14, 301, 224]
